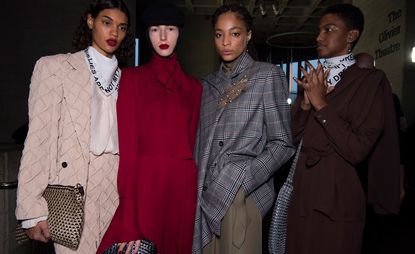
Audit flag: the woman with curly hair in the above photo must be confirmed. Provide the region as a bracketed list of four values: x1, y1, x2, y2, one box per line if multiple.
[15, 0, 133, 253]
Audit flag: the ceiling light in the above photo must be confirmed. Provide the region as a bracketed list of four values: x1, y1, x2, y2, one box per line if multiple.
[272, 4, 280, 16]
[412, 46, 415, 63]
[259, 3, 267, 16]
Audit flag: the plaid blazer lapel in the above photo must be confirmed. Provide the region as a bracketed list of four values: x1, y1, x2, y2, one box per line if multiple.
[199, 54, 254, 166]
[192, 73, 225, 254]
[197, 73, 227, 182]
[193, 73, 228, 253]
[194, 52, 264, 253]
[194, 53, 254, 251]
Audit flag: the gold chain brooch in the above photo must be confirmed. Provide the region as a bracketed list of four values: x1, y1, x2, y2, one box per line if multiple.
[218, 75, 249, 108]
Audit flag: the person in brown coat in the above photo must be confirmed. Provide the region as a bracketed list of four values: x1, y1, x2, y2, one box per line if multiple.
[284, 4, 400, 254]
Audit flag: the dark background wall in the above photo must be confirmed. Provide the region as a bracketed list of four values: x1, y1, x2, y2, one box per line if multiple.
[1, 0, 414, 143]
[402, 0, 415, 124]
[1, 0, 136, 143]
[1, 0, 88, 142]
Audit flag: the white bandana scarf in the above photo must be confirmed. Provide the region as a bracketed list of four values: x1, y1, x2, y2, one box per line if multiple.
[84, 47, 120, 155]
[84, 47, 121, 96]
[323, 53, 355, 87]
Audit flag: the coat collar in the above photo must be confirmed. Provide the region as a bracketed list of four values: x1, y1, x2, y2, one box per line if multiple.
[218, 51, 254, 79]
[149, 53, 181, 89]
[62, 50, 92, 163]
[327, 64, 370, 99]
[197, 53, 254, 183]
[67, 51, 88, 72]
[204, 52, 254, 93]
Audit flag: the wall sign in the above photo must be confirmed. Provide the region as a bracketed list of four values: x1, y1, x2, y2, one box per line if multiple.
[374, 9, 402, 60]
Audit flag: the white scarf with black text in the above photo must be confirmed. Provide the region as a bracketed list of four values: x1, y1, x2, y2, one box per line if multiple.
[323, 53, 355, 87]
[84, 46, 120, 155]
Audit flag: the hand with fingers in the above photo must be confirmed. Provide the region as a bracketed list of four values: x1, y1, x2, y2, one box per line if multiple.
[117, 240, 141, 254]
[26, 220, 50, 243]
[294, 61, 330, 111]
[295, 76, 312, 111]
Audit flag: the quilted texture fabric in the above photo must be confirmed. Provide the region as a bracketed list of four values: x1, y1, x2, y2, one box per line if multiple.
[16, 51, 119, 253]
[55, 153, 119, 254]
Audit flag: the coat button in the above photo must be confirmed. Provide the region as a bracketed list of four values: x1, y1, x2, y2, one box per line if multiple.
[62, 162, 68, 168]
[219, 141, 224, 147]
[203, 185, 208, 191]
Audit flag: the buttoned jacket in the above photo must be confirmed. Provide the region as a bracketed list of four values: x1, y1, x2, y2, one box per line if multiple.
[16, 51, 93, 220]
[192, 52, 295, 253]
[285, 64, 400, 254]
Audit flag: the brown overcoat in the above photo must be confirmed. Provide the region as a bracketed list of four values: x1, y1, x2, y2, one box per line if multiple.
[285, 64, 400, 254]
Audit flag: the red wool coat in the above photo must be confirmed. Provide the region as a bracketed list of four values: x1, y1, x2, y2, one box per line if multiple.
[97, 54, 202, 254]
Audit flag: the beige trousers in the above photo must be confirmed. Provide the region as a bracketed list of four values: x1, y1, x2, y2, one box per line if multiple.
[202, 188, 262, 254]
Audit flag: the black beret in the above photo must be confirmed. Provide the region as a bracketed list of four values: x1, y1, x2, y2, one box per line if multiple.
[142, 2, 185, 27]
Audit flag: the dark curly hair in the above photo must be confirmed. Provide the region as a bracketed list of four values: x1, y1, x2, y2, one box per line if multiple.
[323, 4, 364, 50]
[72, 0, 134, 58]
[211, 3, 253, 32]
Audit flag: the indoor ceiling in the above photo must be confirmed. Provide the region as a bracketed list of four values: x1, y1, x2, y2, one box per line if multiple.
[171, 0, 351, 48]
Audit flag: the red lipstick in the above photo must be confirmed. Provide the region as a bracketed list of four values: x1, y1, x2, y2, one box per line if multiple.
[107, 39, 117, 47]
[159, 44, 169, 50]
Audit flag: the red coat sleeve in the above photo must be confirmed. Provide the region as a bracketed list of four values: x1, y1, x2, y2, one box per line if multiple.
[97, 68, 144, 253]
[189, 81, 202, 151]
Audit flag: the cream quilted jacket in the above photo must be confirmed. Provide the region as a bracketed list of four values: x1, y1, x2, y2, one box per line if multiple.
[16, 51, 122, 254]
[16, 51, 92, 220]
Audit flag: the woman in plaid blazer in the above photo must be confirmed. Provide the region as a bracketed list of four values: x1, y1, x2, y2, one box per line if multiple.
[192, 4, 295, 254]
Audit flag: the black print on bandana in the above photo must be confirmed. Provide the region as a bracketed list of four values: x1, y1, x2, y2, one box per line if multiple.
[84, 48, 120, 96]
[323, 53, 355, 87]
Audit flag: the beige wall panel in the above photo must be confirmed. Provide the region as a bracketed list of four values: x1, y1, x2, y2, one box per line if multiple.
[353, 0, 406, 97]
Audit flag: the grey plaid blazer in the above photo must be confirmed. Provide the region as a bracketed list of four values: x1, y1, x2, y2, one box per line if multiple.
[192, 52, 295, 253]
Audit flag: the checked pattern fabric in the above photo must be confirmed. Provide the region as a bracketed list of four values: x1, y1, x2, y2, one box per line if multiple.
[268, 140, 302, 254]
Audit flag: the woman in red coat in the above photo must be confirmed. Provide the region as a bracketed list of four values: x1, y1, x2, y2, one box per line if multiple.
[97, 3, 202, 254]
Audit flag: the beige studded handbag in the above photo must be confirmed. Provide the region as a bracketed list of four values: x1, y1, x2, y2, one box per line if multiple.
[16, 183, 85, 250]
